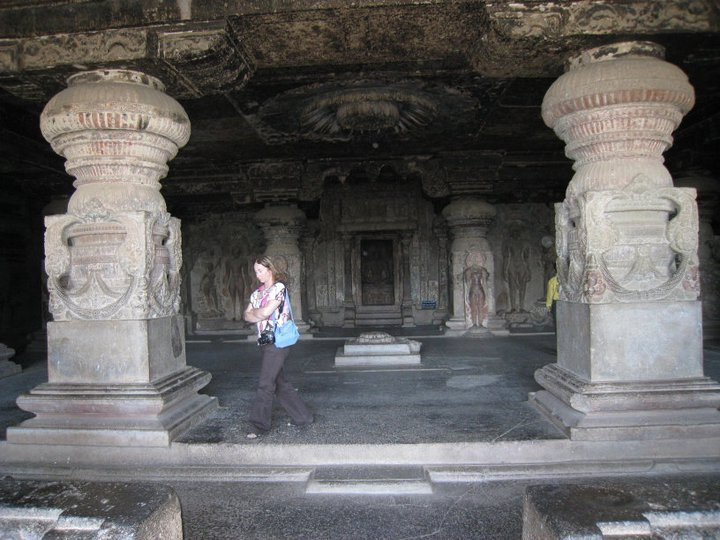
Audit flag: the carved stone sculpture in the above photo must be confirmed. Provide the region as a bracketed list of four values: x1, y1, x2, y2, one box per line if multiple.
[8, 69, 217, 446]
[442, 198, 506, 336]
[531, 42, 720, 441]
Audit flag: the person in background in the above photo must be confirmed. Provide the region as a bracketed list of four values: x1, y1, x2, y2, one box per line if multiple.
[545, 272, 559, 335]
[243, 255, 314, 439]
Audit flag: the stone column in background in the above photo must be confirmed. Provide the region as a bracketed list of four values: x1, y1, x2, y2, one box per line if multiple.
[8, 70, 217, 446]
[0, 343, 20, 378]
[342, 233, 356, 328]
[432, 216, 450, 326]
[531, 42, 720, 440]
[675, 170, 720, 334]
[399, 232, 415, 327]
[255, 204, 311, 333]
[442, 197, 506, 336]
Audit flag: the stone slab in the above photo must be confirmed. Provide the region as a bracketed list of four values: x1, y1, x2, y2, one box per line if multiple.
[335, 348, 421, 366]
[522, 479, 720, 539]
[0, 477, 182, 539]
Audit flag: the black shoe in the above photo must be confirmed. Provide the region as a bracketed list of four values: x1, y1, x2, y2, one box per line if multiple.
[288, 415, 315, 428]
[246, 425, 266, 439]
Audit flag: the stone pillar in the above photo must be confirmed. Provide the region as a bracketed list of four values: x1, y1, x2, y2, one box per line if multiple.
[0, 343, 20, 378]
[8, 70, 217, 446]
[400, 232, 415, 327]
[676, 170, 720, 335]
[442, 197, 505, 336]
[432, 216, 450, 326]
[531, 42, 720, 440]
[342, 233, 356, 328]
[255, 204, 311, 333]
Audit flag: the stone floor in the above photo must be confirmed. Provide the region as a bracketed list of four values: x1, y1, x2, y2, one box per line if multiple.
[0, 331, 719, 539]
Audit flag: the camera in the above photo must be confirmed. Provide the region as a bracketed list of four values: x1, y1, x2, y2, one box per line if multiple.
[257, 327, 275, 346]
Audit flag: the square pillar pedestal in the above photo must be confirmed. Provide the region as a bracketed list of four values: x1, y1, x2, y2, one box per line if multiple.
[7, 316, 217, 446]
[529, 300, 720, 441]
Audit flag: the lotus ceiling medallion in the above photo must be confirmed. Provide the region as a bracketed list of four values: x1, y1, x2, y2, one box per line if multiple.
[300, 87, 437, 136]
[255, 81, 476, 143]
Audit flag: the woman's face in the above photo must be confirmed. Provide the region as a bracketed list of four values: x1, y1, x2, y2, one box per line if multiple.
[254, 263, 273, 285]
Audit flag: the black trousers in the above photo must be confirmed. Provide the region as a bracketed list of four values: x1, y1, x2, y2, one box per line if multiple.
[248, 343, 313, 431]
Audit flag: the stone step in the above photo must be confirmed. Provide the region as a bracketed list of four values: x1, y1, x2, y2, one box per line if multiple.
[356, 319, 403, 326]
[306, 479, 433, 495]
[306, 466, 433, 495]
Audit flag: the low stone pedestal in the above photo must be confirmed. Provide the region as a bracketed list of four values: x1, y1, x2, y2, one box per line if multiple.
[0, 343, 20, 378]
[335, 331, 421, 367]
[522, 479, 720, 539]
[0, 477, 182, 539]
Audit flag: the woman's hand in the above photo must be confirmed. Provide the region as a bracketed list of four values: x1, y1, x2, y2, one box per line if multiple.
[243, 298, 282, 323]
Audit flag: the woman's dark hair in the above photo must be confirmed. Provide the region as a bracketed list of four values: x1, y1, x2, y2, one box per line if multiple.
[254, 255, 288, 284]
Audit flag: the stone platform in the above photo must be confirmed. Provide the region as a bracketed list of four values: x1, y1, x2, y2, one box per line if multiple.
[0, 333, 718, 538]
[334, 331, 422, 366]
[0, 477, 181, 539]
[523, 478, 720, 539]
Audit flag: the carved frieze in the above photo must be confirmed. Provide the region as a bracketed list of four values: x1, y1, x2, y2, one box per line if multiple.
[0, 23, 256, 101]
[486, 1, 715, 40]
[184, 215, 262, 323]
[158, 25, 255, 97]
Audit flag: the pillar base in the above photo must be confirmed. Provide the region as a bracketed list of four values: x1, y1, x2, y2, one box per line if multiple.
[8, 316, 217, 446]
[8, 367, 218, 446]
[530, 364, 720, 441]
[557, 300, 704, 381]
[443, 317, 468, 336]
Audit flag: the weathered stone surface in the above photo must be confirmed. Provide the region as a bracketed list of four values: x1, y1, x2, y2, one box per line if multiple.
[0, 477, 182, 539]
[522, 479, 720, 540]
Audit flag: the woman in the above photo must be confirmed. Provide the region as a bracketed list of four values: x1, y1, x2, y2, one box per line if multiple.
[243, 255, 314, 439]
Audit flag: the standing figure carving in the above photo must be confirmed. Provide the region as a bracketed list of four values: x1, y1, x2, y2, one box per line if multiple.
[222, 243, 250, 321]
[463, 261, 489, 327]
[200, 262, 221, 315]
[502, 222, 532, 312]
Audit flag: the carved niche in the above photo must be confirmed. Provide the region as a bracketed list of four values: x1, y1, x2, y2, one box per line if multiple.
[183, 214, 264, 331]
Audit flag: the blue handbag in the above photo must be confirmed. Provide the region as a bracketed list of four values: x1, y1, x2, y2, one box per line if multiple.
[273, 288, 300, 348]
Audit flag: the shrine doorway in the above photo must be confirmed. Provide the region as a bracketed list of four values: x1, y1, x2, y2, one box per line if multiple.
[360, 239, 394, 306]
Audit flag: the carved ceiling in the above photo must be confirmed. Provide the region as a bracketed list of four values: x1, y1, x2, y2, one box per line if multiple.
[0, 1, 718, 222]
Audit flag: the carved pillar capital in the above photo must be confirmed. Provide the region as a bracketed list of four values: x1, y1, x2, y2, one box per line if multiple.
[542, 41, 694, 201]
[542, 43, 700, 306]
[441, 197, 496, 238]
